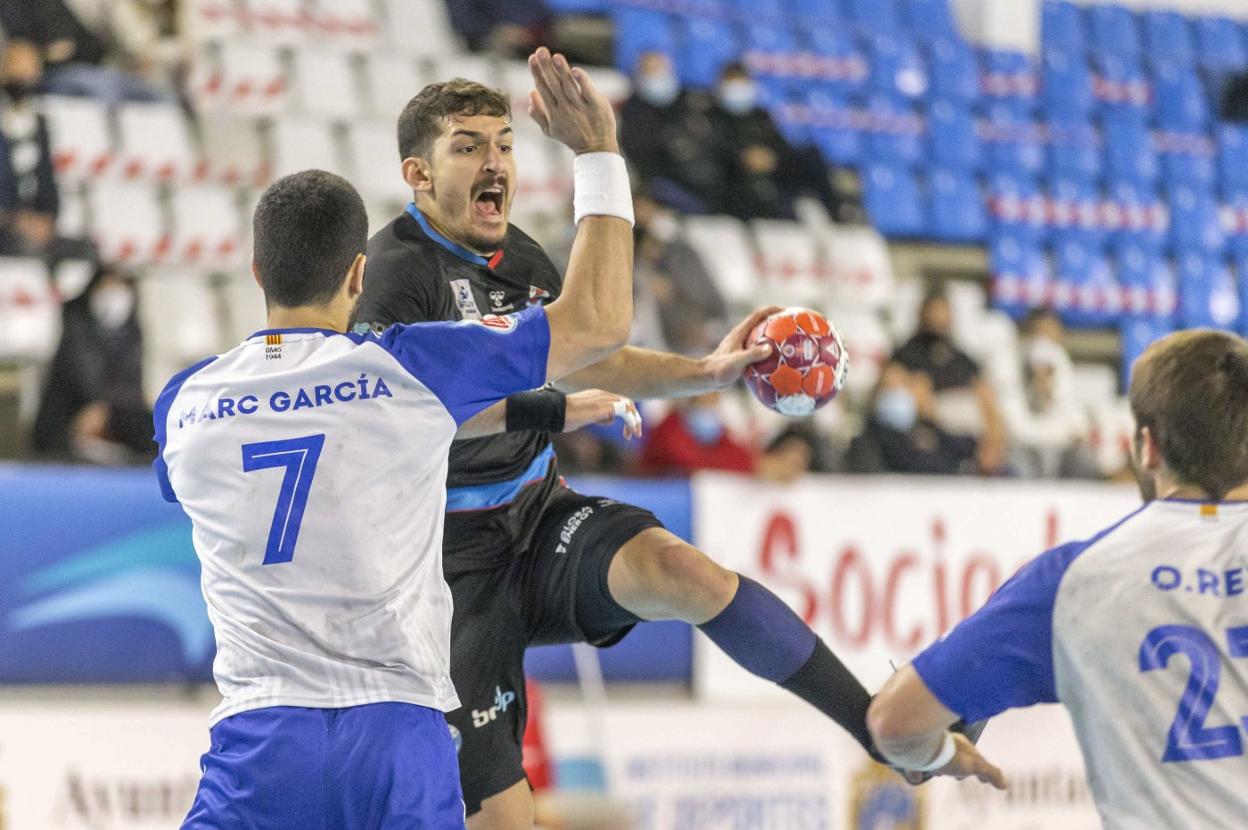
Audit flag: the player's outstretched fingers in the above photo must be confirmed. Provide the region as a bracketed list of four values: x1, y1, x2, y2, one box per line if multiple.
[732, 305, 786, 347]
[551, 53, 582, 104]
[528, 89, 551, 135]
[529, 48, 560, 112]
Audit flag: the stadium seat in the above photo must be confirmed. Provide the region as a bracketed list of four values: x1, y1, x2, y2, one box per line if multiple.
[1141, 11, 1195, 68]
[612, 7, 677, 74]
[1218, 124, 1248, 195]
[805, 89, 862, 165]
[42, 96, 114, 181]
[364, 55, 425, 120]
[311, 0, 380, 46]
[1053, 238, 1120, 326]
[291, 48, 361, 120]
[1168, 184, 1224, 254]
[677, 19, 740, 89]
[831, 306, 890, 398]
[791, 0, 845, 26]
[928, 99, 981, 171]
[139, 269, 225, 381]
[867, 34, 929, 101]
[1087, 4, 1142, 60]
[864, 96, 925, 166]
[0, 258, 58, 363]
[87, 182, 167, 265]
[989, 230, 1051, 315]
[928, 169, 986, 242]
[1102, 111, 1159, 186]
[1119, 316, 1172, 388]
[428, 53, 498, 90]
[979, 50, 1039, 118]
[169, 185, 244, 267]
[198, 115, 268, 186]
[1048, 119, 1102, 183]
[864, 165, 926, 237]
[1176, 251, 1240, 330]
[1048, 177, 1103, 244]
[987, 173, 1047, 240]
[819, 223, 896, 311]
[223, 270, 269, 344]
[1040, 49, 1094, 121]
[1041, 1, 1086, 56]
[1157, 132, 1217, 189]
[381, 0, 459, 58]
[806, 30, 869, 93]
[545, 0, 608, 13]
[753, 220, 825, 308]
[1114, 238, 1176, 320]
[271, 118, 342, 178]
[184, 0, 244, 41]
[981, 111, 1045, 179]
[116, 102, 199, 183]
[681, 215, 761, 307]
[244, 0, 313, 45]
[927, 39, 978, 103]
[1107, 178, 1167, 246]
[1194, 16, 1248, 72]
[1092, 53, 1150, 111]
[192, 41, 289, 115]
[899, 0, 958, 40]
[847, 0, 900, 33]
[345, 122, 409, 205]
[55, 183, 87, 239]
[513, 132, 571, 210]
[1152, 63, 1210, 131]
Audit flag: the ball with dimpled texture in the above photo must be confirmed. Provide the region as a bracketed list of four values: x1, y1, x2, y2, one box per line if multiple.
[743, 308, 849, 416]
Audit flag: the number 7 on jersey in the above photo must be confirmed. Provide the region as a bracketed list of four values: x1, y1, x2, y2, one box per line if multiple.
[241, 434, 325, 565]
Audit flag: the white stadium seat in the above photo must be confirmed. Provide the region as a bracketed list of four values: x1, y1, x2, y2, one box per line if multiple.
[833, 307, 892, 399]
[223, 270, 268, 345]
[427, 54, 498, 89]
[55, 183, 88, 239]
[311, 0, 380, 46]
[169, 185, 244, 267]
[347, 121, 410, 204]
[820, 224, 896, 311]
[87, 182, 168, 265]
[753, 219, 826, 309]
[0, 258, 58, 363]
[184, 0, 244, 41]
[243, 0, 312, 44]
[270, 118, 342, 177]
[42, 96, 114, 181]
[199, 114, 269, 185]
[192, 41, 289, 115]
[364, 54, 425, 119]
[140, 270, 225, 395]
[681, 215, 760, 308]
[381, 0, 458, 57]
[1071, 363, 1119, 410]
[116, 103, 199, 182]
[291, 48, 361, 120]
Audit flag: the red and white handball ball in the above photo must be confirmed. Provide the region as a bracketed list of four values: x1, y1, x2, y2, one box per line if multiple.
[743, 308, 849, 417]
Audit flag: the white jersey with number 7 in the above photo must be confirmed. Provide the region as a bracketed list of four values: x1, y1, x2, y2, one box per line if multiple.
[153, 308, 549, 726]
[912, 499, 1248, 829]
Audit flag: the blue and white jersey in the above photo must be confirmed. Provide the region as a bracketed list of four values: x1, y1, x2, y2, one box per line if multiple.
[913, 500, 1248, 829]
[153, 308, 550, 725]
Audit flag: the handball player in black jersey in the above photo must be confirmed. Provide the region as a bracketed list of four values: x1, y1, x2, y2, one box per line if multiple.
[355, 49, 901, 829]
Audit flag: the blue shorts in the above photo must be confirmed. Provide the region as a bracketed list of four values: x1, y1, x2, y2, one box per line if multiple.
[182, 703, 465, 829]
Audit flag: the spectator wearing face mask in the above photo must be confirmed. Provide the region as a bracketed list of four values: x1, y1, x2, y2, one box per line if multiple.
[0, 40, 57, 257]
[846, 364, 978, 475]
[640, 392, 810, 483]
[619, 51, 726, 213]
[890, 288, 1008, 475]
[31, 265, 153, 464]
[707, 62, 848, 222]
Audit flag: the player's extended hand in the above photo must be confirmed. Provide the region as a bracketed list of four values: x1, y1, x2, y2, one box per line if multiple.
[932, 733, 1008, 790]
[528, 47, 618, 155]
[563, 390, 643, 439]
[698, 305, 784, 389]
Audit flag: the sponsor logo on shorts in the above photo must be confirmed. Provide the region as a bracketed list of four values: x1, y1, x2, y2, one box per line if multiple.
[471, 686, 517, 728]
[555, 506, 594, 554]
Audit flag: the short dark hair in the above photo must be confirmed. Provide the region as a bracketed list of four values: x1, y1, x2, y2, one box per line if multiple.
[397, 79, 511, 161]
[252, 170, 368, 308]
[1129, 329, 1248, 498]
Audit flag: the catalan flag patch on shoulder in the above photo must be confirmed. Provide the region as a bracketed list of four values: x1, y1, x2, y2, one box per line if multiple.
[266, 334, 282, 346]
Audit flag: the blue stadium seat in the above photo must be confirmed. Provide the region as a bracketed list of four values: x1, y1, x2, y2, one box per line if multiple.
[1049, 177, 1104, 245]
[806, 29, 869, 94]
[928, 99, 981, 171]
[1107, 178, 1165, 247]
[1054, 238, 1119, 326]
[1152, 63, 1211, 131]
[746, 23, 799, 53]
[864, 95, 925, 165]
[927, 39, 978, 103]
[1168, 183, 1225, 254]
[1120, 316, 1174, 387]
[1040, 49, 1094, 120]
[1114, 238, 1176, 321]
[867, 34, 930, 101]
[1159, 138, 1217, 189]
[1088, 4, 1142, 59]
[728, 0, 788, 24]
[1048, 119, 1102, 182]
[980, 50, 1038, 118]
[1102, 111, 1159, 186]
[928, 168, 987, 242]
[677, 19, 741, 89]
[987, 172, 1047, 240]
[1141, 11, 1195, 68]
[982, 109, 1044, 178]
[864, 164, 927, 236]
[847, 0, 900, 33]
[899, 0, 958, 41]
[612, 8, 678, 74]
[546, 0, 608, 13]
[1194, 16, 1248, 72]
[1093, 53, 1150, 113]
[1218, 124, 1248, 195]
[770, 97, 810, 146]
[1176, 251, 1240, 330]
[989, 230, 1052, 316]
[1041, 1, 1086, 56]
[805, 88, 863, 164]
[791, 0, 846, 25]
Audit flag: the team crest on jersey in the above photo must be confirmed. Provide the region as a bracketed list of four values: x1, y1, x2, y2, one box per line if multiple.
[449, 278, 482, 320]
[528, 285, 552, 306]
[475, 314, 517, 333]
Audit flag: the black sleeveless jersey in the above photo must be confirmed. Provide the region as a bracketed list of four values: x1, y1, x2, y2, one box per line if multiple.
[353, 207, 566, 571]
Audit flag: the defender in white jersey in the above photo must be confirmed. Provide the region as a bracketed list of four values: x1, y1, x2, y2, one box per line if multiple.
[161, 48, 637, 829]
[868, 329, 1248, 828]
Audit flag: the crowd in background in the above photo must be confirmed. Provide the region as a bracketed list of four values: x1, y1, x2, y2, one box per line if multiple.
[1, 0, 1116, 484]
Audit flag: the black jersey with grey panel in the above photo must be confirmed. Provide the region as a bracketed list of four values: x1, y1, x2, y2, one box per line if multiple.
[353, 206, 566, 571]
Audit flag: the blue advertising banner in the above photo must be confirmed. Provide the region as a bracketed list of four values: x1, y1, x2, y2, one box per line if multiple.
[0, 465, 693, 685]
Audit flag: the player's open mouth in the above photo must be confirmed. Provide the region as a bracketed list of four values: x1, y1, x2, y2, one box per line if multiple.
[473, 186, 505, 220]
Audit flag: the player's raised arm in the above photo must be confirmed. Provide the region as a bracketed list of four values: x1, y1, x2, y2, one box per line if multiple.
[527, 47, 634, 381]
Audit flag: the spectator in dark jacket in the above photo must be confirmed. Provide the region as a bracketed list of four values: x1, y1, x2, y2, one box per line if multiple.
[31, 264, 153, 464]
[445, 0, 551, 56]
[0, 40, 57, 256]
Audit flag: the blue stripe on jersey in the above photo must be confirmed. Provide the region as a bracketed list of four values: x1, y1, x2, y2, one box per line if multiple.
[446, 444, 555, 512]
[406, 203, 490, 267]
[911, 503, 1151, 723]
[152, 355, 219, 503]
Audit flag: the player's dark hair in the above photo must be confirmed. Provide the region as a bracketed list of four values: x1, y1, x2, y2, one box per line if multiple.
[397, 79, 511, 161]
[1129, 329, 1248, 499]
[252, 170, 368, 308]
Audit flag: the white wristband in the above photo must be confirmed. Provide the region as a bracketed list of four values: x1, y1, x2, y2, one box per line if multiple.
[913, 732, 957, 772]
[573, 151, 633, 227]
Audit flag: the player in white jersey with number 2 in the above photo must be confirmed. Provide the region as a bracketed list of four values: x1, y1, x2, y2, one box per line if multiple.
[157, 49, 636, 829]
[868, 328, 1248, 828]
